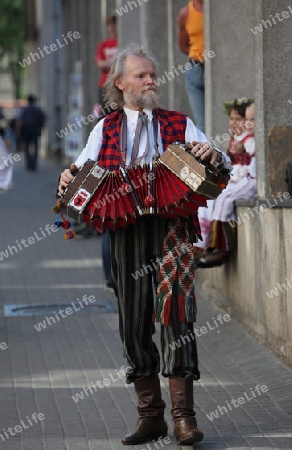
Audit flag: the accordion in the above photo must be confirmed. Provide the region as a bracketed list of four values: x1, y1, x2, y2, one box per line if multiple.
[59, 143, 229, 232]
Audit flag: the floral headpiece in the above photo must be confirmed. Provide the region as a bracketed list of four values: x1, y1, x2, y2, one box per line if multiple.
[223, 97, 254, 115]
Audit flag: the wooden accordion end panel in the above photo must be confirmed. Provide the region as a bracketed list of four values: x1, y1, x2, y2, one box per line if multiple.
[160, 144, 224, 199]
[60, 161, 109, 221]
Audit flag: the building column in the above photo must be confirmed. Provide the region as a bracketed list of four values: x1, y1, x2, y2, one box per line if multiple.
[253, 0, 292, 198]
[204, 0, 254, 143]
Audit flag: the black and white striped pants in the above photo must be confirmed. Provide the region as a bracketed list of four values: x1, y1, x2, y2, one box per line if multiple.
[110, 216, 200, 384]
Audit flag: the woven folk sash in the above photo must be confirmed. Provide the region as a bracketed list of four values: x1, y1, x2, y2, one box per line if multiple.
[155, 219, 197, 325]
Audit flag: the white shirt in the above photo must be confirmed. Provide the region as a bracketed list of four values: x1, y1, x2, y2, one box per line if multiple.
[244, 135, 256, 179]
[75, 107, 230, 168]
[244, 135, 255, 156]
[230, 134, 256, 182]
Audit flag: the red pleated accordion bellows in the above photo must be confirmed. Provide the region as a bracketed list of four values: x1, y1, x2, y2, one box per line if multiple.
[59, 143, 229, 233]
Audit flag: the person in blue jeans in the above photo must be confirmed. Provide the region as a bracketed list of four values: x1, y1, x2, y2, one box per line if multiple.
[178, 0, 205, 132]
[18, 95, 46, 171]
[185, 63, 205, 132]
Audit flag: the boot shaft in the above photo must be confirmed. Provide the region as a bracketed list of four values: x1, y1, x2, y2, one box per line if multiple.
[169, 377, 195, 417]
[168, 377, 204, 445]
[134, 375, 166, 417]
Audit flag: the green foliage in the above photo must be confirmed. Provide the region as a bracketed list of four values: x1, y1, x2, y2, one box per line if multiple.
[0, 0, 25, 99]
[0, 0, 24, 58]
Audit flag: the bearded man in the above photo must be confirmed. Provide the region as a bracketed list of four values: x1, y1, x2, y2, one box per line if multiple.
[59, 46, 230, 446]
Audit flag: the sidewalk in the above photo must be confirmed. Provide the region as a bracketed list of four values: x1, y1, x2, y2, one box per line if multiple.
[0, 157, 291, 450]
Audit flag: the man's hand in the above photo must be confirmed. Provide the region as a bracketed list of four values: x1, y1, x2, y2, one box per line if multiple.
[190, 141, 223, 170]
[58, 164, 77, 195]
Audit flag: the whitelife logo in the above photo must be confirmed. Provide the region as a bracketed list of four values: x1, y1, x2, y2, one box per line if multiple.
[169, 313, 231, 350]
[116, 0, 150, 17]
[0, 412, 45, 443]
[34, 295, 96, 331]
[71, 366, 131, 403]
[206, 384, 269, 421]
[0, 224, 59, 261]
[0, 153, 21, 170]
[250, 6, 292, 35]
[18, 31, 80, 67]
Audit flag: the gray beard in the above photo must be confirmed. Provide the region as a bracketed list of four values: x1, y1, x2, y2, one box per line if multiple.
[123, 89, 159, 109]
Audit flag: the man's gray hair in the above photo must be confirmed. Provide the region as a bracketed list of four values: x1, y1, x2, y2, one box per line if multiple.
[104, 45, 158, 108]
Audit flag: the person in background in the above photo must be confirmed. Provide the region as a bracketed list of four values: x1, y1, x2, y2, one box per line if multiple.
[0, 125, 13, 194]
[18, 95, 46, 172]
[95, 15, 119, 112]
[197, 98, 256, 268]
[177, 0, 205, 132]
[7, 100, 23, 152]
[0, 106, 7, 139]
[94, 16, 119, 285]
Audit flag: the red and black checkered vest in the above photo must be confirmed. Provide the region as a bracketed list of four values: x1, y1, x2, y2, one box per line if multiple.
[97, 108, 187, 170]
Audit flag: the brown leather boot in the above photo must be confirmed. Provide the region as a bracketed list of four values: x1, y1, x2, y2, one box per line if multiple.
[122, 375, 168, 445]
[169, 377, 204, 445]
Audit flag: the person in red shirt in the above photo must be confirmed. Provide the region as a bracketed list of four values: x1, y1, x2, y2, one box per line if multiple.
[95, 15, 119, 109]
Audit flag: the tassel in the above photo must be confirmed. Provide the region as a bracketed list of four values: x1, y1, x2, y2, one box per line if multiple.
[61, 220, 71, 230]
[178, 294, 186, 322]
[52, 204, 61, 214]
[145, 194, 155, 207]
[54, 219, 63, 228]
[162, 298, 171, 326]
[64, 230, 76, 240]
